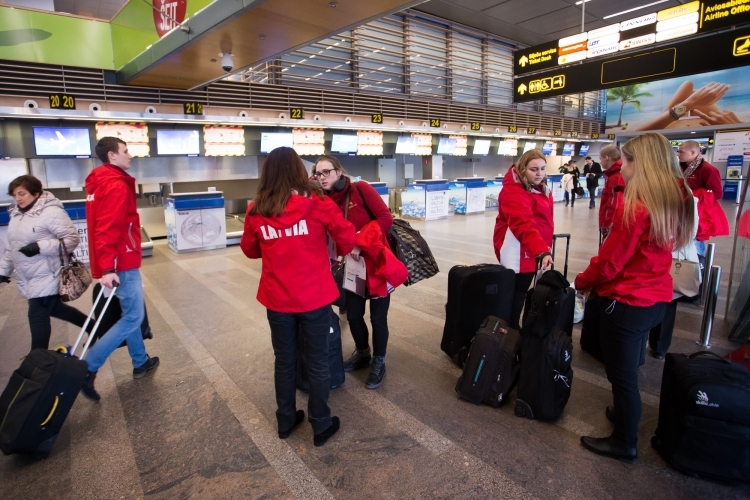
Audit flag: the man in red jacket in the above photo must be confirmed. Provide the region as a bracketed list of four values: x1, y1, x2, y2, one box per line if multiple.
[81, 137, 159, 401]
[598, 145, 625, 242]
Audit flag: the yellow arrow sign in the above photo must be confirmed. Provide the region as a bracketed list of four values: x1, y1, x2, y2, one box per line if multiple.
[519, 55, 529, 67]
[518, 83, 527, 95]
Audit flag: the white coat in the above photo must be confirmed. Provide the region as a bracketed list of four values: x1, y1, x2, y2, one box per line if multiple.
[0, 192, 80, 299]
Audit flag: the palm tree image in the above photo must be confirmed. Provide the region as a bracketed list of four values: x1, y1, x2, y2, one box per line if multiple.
[607, 84, 652, 128]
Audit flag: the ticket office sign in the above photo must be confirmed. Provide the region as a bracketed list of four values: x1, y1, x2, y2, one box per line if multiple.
[514, 24, 750, 103]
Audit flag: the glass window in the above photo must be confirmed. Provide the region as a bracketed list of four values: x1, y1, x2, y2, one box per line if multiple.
[356, 15, 406, 94]
[451, 32, 484, 104]
[279, 33, 353, 88]
[487, 40, 513, 106]
[409, 18, 449, 99]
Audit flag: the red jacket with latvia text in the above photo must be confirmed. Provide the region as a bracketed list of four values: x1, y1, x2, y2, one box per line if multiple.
[576, 200, 674, 307]
[85, 164, 142, 279]
[240, 194, 356, 313]
[493, 167, 554, 274]
[599, 159, 625, 234]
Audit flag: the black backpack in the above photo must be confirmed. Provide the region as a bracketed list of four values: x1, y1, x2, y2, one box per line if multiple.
[521, 270, 571, 338]
[388, 219, 439, 286]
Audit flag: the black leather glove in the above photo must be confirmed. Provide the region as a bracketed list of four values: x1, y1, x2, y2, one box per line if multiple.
[19, 242, 40, 257]
[0, 276, 10, 284]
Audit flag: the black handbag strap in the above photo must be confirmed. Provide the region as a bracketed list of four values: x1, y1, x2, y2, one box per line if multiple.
[58, 239, 70, 268]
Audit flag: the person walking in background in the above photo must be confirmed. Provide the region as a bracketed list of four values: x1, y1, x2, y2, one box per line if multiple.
[563, 162, 580, 207]
[313, 155, 396, 390]
[241, 147, 356, 446]
[80, 137, 160, 402]
[576, 133, 694, 462]
[584, 156, 603, 209]
[0, 175, 92, 350]
[598, 145, 625, 243]
[493, 149, 554, 330]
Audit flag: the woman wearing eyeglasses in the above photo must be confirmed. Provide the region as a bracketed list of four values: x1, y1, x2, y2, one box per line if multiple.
[241, 147, 356, 446]
[313, 155, 395, 390]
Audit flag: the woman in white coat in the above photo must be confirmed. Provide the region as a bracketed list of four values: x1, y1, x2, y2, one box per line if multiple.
[0, 175, 90, 350]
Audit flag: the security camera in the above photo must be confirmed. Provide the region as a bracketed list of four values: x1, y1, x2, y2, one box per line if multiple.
[220, 53, 233, 72]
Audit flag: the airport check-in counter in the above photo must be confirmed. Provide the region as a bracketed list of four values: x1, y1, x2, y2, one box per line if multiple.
[62, 200, 154, 259]
[486, 179, 503, 210]
[401, 179, 450, 220]
[449, 178, 487, 215]
[369, 182, 390, 207]
[0, 203, 10, 256]
[165, 192, 227, 253]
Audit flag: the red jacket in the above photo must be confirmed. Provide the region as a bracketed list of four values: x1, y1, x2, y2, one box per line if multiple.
[356, 221, 408, 297]
[85, 164, 142, 278]
[328, 178, 393, 246]
[493, 167, 554, 274]
[694, 188, 730, 240]
[599, 159, 625, 234]
[576, 201, 673, 307]
[240, 194, 356, 313]
[681, 159, 722, 194]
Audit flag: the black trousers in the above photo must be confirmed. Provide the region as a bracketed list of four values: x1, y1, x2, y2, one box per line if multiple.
[564, 191, 576, 205]
[346, 291, 391, 357]
[267, 305, 332, 435]
[28, 294, 90, 350]
[648, 299, 678, 356]
[599, 299, 666, 447]
[511, 272, 535, 331]
[588, 188, 596, 207]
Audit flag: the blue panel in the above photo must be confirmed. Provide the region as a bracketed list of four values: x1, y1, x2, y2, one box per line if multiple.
[465, 180, 487, 188]
[201, 197, 225, 208]
[424, 183, 449, 191]
[174, 199, 202, 210]
[373, 186, 389, 195]
[0, 212, 9, 225]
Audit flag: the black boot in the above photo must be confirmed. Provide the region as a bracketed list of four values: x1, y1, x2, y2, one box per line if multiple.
[343, 348, 371, 372]
[314, 416, 340, 447]
[365, 356, 386, 389]
[580, 436, 636, 463]
[81, 372, 101, 402]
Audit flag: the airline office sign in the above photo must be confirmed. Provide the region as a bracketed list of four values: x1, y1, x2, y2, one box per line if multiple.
[514, 0, 750, 75]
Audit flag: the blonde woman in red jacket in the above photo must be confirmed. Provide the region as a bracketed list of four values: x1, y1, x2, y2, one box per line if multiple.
[576, 133, 694, 463]
[241, 147, 356, 447]
[493, 149, 554, 330]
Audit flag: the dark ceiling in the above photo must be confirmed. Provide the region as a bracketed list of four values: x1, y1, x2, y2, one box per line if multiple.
[415, 0, 694, 47]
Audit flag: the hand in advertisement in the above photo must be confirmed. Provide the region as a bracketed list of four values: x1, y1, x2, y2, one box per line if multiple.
[693, 108, 741, 125]
[681, 82, 729, 111]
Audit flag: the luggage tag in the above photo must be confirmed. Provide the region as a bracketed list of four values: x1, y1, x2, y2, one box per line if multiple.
[343, 253, 367, 297]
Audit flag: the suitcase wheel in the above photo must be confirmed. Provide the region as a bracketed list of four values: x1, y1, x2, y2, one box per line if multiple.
[514, 400, 533, 419]
[514, 405, 527, 418]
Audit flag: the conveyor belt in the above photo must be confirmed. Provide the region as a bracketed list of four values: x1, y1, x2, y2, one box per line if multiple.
[141, 227, 154, 257]
[226, 214, 244, 245]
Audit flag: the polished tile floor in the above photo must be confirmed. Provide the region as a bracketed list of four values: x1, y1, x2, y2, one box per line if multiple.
[1, 201, 749, 499]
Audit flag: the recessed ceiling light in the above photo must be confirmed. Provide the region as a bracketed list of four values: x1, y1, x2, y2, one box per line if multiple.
[329, 2, 337, 7]
[574, 0, 593, 5]
[603, 0, 668, 20]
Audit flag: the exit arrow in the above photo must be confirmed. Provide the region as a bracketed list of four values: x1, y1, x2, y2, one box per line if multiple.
[518, 83, 527, 95]
[519, 55, 529, 67]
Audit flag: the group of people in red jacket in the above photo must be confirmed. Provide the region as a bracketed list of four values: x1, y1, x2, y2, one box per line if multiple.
[493, 133, 727, 463]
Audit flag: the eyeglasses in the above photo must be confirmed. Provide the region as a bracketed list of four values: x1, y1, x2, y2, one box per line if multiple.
[313, 168, 336, 178]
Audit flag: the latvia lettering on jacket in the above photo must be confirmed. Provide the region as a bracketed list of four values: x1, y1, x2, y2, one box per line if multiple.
[259, 220, 309, 240]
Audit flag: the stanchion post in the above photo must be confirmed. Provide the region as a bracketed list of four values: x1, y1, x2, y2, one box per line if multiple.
[697, 265, 722, 349]
[701, 243, 716, 306]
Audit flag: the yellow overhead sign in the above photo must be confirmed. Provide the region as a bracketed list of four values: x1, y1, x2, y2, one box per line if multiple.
[658, 1, 700, 21]
[735, 35, 750, 55]
[529, 75, 566, 94]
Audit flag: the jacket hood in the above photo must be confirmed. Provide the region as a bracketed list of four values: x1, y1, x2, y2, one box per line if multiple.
[10, 191, 63, 217]
[503, 166, 550, 196]
[85, 163, 135, 192]
[604, 159, 622, 177]
[252, 194, 321, 227]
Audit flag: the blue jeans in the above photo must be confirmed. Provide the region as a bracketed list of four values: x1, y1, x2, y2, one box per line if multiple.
[85, 269, 148, 373]
[267, 305, 332, 435]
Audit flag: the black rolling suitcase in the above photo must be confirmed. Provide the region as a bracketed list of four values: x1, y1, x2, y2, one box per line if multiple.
[0, 286, 121, 458]
[90, 282, 153, 348]
[652, 351, 750, 484]
[441, 264, 515, 368]
[296, 308, 345, 392]
[455, 316, 522, 407]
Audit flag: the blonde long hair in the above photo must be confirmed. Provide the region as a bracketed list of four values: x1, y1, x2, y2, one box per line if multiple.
[620, 133, 694, 249]
[515, 149, 547, 190]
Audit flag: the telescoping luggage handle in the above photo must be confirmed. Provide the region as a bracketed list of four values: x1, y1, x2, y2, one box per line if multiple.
[534, 233, 571, 286]
[70, 282, 120, 359]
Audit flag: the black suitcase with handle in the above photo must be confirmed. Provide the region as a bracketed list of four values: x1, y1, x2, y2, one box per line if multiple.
[441, 264, 515, 368]
[90, 282, 153, 348]
[651, 351, 750, 484]
[455, 316, 522, 407]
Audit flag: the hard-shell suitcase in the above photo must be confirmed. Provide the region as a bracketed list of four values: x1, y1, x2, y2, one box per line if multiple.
[441, 264, 515, 368]
[455, 316, 522, 407]
[652, 351, 750, 483]
[296, 308, 345, 392]
[90, 282, 153, 348]
[0, 286, 121, 458]
[514, 326, 573, 420]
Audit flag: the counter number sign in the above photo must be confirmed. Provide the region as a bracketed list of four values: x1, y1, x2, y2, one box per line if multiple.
[430, 118, 441, 128]
[571, 131, 579, 138]
[553, 129, 562, 136]
[508, 125, 518, 133]
[291, 108, 304, 119]
[527, 127, 537, 135]
[591, 133, 600, 139]
[470, 122, 481, 131]
[184, 102, 203, 115]
[371, 113, 383, 124]
[49, 94, 75, 110]
[607, 134, 616, 140]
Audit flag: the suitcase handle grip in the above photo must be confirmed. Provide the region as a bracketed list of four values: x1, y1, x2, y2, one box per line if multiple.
[688, 351, 731, 364]
[40, 396, 59, 427]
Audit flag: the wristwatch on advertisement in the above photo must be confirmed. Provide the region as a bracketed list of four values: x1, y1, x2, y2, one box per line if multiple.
[669, 104, 688, 120]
